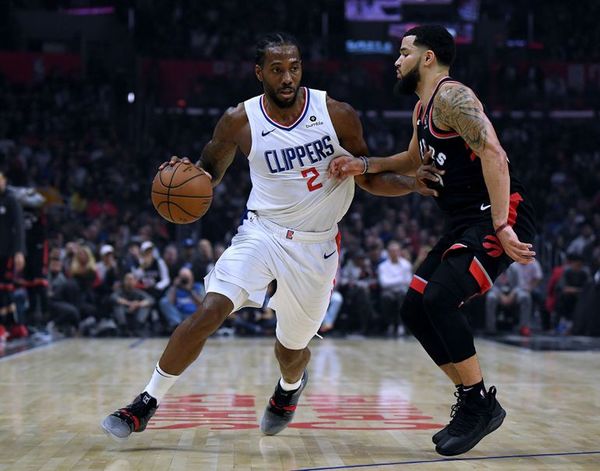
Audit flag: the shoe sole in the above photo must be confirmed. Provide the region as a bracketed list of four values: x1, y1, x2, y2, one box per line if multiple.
[100, 418, 131, 443]
[435, 408, 506, 456]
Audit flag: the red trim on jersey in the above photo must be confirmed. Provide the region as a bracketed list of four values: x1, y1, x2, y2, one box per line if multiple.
[428, 108, 460, 139]
[469, 257, 493, 294]
[442, 243, 468, 260]
[409, 275, 427, 294]
[427, 78, 461, 139]
[416, 101, 423, 122]
[508, 192, 524, 226]
[465, 142, 477, 161]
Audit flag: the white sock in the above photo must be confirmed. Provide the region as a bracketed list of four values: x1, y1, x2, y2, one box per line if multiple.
[279, 377, 302, 391]
[144, 363, 179, 403]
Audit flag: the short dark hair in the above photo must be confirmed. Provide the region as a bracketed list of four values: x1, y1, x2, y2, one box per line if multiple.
[403, 25, 455, 67]
[255, 32, 301, 66]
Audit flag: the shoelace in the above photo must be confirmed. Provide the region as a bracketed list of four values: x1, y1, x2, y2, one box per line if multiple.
[447, 388, 494, 436]
[446, 388, 469, 435]
[449, 388, 465, 421]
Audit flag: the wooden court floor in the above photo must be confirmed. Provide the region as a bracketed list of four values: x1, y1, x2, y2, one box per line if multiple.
[1, 336, 599, 470]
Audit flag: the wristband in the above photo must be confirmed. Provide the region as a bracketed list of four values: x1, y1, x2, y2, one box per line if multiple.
[359, 156, 369, 174]
[495, 223, 509, 235]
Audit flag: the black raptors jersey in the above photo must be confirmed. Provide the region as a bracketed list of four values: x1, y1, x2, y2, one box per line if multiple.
[416, 77, 527, 227]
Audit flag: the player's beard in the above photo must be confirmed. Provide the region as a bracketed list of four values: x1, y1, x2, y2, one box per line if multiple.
[265, 85, 299, 108]
[393, 62, 421, 96]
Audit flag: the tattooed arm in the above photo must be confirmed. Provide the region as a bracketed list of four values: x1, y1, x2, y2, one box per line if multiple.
[433, 84, 535, 263]
[433, 84, 510, 227]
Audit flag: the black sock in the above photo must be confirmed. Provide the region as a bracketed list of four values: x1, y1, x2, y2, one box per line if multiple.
[463, 379, 486, 400]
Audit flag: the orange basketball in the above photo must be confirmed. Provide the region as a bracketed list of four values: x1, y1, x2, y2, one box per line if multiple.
[151, 162, 212, 224]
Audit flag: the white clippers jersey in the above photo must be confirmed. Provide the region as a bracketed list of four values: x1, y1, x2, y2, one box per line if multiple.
[244, 88, 355, 232]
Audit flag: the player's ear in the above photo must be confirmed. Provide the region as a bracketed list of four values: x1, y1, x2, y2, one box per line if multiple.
[255, 65, 263, 82]
[424, 50, 434, 66]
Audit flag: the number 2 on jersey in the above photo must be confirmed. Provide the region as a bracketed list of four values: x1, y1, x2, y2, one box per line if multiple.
[301, 167, 323, 192]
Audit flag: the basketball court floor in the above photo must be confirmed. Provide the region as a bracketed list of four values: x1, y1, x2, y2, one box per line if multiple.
[1, 336, 599, 470]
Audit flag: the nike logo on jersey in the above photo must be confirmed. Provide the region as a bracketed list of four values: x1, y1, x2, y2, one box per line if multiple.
[480, 203, 491, 211]
[262, 129, 276, 137]
[324, 251, 336, 259]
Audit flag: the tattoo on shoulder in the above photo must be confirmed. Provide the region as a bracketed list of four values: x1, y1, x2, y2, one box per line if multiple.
[433, 85, 487, 152]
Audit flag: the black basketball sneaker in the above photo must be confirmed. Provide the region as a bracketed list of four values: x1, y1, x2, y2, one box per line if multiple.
[260, 371, 308, 435]
[432, 384, 465, 445]
[101, 391, 158, 441]
[435, 386, 506, 456]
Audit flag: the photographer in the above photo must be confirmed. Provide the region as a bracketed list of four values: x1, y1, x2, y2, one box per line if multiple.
[159, 267, 205, 332]
[110, 272, 154, 336]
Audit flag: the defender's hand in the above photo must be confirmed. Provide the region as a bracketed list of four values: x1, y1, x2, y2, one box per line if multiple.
[413, 178, 439, 197]
[416, 149, 444, 186]
[497, 225, 536, 264]
[328, 155, 363, 179]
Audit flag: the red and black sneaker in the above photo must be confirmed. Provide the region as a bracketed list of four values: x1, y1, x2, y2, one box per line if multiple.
[260, 371, 308, 436]
[101, 392, 158, 441]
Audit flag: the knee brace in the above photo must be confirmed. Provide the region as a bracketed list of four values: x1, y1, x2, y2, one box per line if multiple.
[422, 260, 478, 363]
[400, 288, 452, 366]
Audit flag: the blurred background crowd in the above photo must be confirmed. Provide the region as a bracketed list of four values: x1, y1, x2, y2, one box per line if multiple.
[0, 0, 598, 342]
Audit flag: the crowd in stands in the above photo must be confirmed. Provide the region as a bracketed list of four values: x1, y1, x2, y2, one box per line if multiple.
[2, 0, 600, 342]
[0, 70, 598, 342]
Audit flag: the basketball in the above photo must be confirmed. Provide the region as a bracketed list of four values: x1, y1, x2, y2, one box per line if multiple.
[151, 162, 212, 224]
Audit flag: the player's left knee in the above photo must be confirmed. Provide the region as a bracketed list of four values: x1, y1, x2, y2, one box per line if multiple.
[422, 281, 463, 320]
[275, 341, 310, 368]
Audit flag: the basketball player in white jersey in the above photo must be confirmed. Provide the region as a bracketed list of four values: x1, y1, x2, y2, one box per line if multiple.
[102, 33, 435, 440]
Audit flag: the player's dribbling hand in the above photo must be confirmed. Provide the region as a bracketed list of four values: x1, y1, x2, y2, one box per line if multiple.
[158, 156, 213, 180]
[327, 155, 364, 179]
[496, 225, 536, 264]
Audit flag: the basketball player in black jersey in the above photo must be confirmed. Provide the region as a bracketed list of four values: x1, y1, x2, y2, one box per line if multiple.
[330, 25, 536, 456]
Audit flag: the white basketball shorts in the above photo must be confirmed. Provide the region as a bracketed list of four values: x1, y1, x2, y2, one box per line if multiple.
[204, 212, 339, 350]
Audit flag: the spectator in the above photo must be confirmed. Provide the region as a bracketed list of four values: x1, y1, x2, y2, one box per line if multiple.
[567, 223, 596, 257]
[134, 241, 170, 302]
[377, 241, 412, 336]
[512, 258, 544, 328]
[338, 250, 377, 335]
[159, 267, 204, 331]
[0, 170, 27, 339]
[96, 244, 121, 311]
[555, 254, 591, 335]
[111, 273, 155, 336]
[46, 252, 81, 335]
[162, 244, 180, 280]
[485, 264, 532, 336]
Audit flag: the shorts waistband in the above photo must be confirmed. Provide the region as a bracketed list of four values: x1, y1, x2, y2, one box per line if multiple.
[248, 211, 337, 243]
